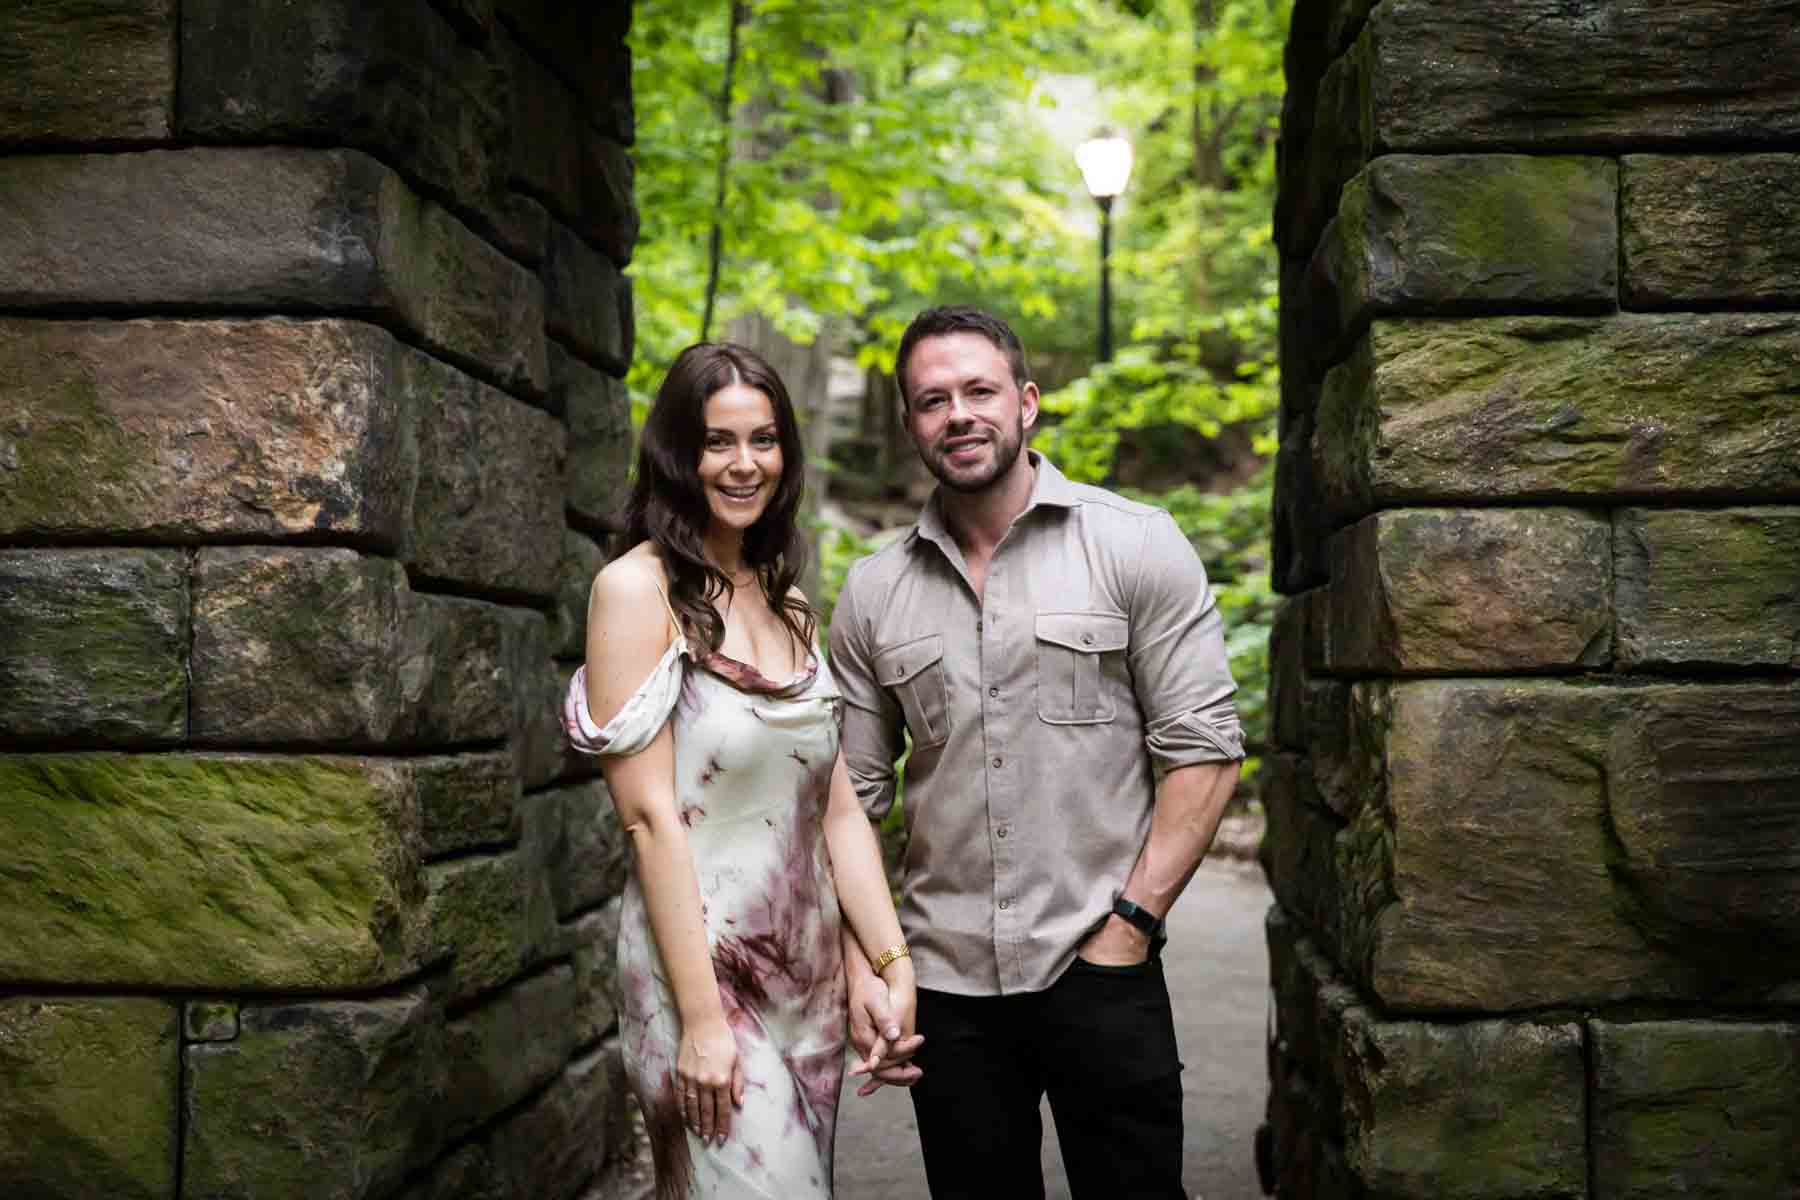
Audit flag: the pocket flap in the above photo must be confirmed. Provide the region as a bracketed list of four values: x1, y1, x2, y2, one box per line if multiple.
[1035, 611, 1129, 654]
[874, 633, 945, 686]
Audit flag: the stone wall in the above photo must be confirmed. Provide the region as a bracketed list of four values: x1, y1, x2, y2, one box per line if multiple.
[0, 3, 637, 1198]
[1264, 2, 1800, 1196]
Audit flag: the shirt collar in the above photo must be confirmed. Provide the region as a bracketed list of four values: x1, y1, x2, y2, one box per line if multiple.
[913, 450, 1080, 551]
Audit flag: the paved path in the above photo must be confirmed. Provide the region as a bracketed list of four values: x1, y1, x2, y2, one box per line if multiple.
[833, 856, 1274, 1199]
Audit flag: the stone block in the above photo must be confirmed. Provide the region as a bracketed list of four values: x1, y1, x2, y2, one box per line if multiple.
[406, 352, 565, 600]
[496, 607, 567, 790]
[0, 150, 546, 395]
[180, 0, 507, 219]
[1325, 508, 1612, 674]
[0, 753, 426, 989]
[1616, 507, 1800, 670]
[1362, 0, 1800, 152]
[1338, 1009, 1586, 1200]
[1272, 425, 1328, 593]
[184, 989, 445, 1200]
[1592, 1020, 1800, 1200]
[568, 899, 623, 1049]
[1260, 753, 1345, 952]
[416, 752, 522, 859]
[1352, 681, 1800, 1011]
[425, 843, 558, 1005]
[503, 31, 638, 261]
[544, 223, 631, 372]
[0, 0, 175, 144]
[557, 341, 636, 530]
[1267, 596, 1308, 749]
[1314, 315, 1800, 527]
[1624, 155, 1800, 307]
[1314, 155, 1616, 347]
[485, 1044, 613, 1200]
[552, 529, 608, 658]
[1279, 33, 1371, 260]
[190, 550, 514, 747]
[0, 997, 179, 1200]
[0, 549, 186, 745]
[443, 965, 579, 1141]
[0, 318, 415, 545]
[543, 778, 627, 919]
[495, 0, 634, 142]
[184, 1001, 240, 1044]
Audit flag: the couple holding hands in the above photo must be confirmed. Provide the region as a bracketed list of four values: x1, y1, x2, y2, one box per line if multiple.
[565, 306, 1244, 1200]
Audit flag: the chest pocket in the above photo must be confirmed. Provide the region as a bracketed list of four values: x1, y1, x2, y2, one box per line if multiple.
[1035, 611, 1128, 725]
[874, 633, 951, 748]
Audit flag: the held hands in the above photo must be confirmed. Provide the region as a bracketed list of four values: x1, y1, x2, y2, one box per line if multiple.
[677, 1015, 745, 1145]
[847, 964, 923, 1097]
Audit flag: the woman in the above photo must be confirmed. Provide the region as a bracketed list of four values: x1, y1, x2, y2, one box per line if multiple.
[563, 343, 917, 1199]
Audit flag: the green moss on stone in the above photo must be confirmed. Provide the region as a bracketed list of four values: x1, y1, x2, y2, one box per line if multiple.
[0, 754, 424, 989]
[0, 327, 140, 534]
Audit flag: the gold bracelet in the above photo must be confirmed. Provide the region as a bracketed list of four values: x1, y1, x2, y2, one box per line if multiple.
[870, 943, 911, 974]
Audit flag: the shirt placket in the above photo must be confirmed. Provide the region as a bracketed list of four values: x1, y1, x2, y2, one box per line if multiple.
[980, 541, 1025, 992]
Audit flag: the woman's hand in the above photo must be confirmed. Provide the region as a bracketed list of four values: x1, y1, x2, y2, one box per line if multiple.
[677, 1015, 745, 1144]
[847, 965, 923, 1097]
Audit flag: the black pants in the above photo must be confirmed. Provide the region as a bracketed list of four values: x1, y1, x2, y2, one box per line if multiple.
[908, 956, 1186, 1200]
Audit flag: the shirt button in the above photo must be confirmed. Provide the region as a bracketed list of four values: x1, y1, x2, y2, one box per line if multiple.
[992, 756, 1003, 768]
[996, 825, 1009, 838]
[1082, 633, 1094, 645]
[988, 686, 999, 698]
[998, 899, 1010, 910]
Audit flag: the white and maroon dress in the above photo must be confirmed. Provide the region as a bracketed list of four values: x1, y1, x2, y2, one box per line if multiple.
[564, 623, 847, 1200]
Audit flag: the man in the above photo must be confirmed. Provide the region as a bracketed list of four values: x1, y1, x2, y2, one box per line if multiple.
[830, 305, 1244, 1198]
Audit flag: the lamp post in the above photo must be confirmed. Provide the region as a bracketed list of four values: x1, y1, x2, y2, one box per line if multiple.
[1076, 132, 1133, 363]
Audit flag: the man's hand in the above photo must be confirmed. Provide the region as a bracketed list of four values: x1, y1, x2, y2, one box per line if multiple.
[847, 970, 923, 1097]
[1077, 913, 1152, 967]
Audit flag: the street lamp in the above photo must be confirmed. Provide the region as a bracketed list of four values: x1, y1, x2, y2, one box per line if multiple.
[1076, 131, 1133, 363]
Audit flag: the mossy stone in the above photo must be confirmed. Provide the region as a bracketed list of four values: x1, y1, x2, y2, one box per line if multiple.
[0, 550, 187, 745]
[442, 965, 578, 1142]
[0, 753, 426, 988]
[0, 0, 175, 144]
[0, 997, 178, 1200]
[1624, 154, 1800, 306]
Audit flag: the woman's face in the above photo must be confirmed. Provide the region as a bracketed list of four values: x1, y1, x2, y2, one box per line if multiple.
[698, 383, 783, 537]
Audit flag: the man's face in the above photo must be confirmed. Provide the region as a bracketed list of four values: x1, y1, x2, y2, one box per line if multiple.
[902, 332, 1039, 494]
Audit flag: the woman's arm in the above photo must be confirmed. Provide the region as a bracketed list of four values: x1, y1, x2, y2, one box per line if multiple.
[822, 752, 922, 1095]
[587, 559, 743, 1145]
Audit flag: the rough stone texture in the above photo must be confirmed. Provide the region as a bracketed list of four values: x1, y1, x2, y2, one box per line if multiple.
[495, 0, 634, 144]
[497, 607, 567, 790]
[0, 550, 187, 745]
[0, 753, 426, 989]
[503, 31, 638, 263]
[0, 997, 178, 1200]
[180, 0, 506, 222]
[1314, 154, 1617, 347]
[567, 898, 623, 1050]
[557, 342, 635, 530]
[1616, 508, 1800, 671]
[552, 529, 607, 658]
[190, 549, 512, 747]
[484, 1044, 613, 1200]
[406, 352, 565, 599]
[1259, 753, 1348, 956]
[184, 1001, 239, 1044]
[543, 223, 631, 372]
[1338, 1008, 1587, 1200]
[1592, 1020, 1800, 1200]
[184, 989, 445, 1200]
[543, 779, 627, 919]
[425, 845, 558, 1006]
[1314, 314, 1800, 526]
[0, 318, 415, 545]
[0, 0, 176, 145]
[1325, 508, 1613, 674]
[415, 752, 522, 860]
[442, 965, 578, 1141]
[1353, 680, 1800, 1011]
[1361, 0, 1800, 152]
[0, 150, 547, 395]
[1279, 32, 1372, 261]
[1624, 154, 1800, 308]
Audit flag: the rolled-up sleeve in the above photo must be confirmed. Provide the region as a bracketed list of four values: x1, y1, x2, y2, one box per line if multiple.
[827, 564, 907, 819]
[1127, 511, 1246, 774]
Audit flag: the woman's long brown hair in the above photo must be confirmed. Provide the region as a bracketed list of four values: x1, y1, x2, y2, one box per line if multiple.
[620, 342, 815, 656]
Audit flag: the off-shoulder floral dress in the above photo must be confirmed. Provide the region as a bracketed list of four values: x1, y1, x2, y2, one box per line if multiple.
[564, 616, 847, 1200]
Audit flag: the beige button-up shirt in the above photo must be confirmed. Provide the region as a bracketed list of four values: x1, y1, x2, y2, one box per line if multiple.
[829, 453, 1244, 996]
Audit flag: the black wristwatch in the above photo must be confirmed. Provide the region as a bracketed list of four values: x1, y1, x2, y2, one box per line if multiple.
[1112, 896, 1166, 943]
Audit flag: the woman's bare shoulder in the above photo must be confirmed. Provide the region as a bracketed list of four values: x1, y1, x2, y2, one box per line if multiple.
[588, 542, 673, 645]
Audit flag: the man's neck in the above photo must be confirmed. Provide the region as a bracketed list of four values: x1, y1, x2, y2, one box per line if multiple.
[938, 453, 1037, 565]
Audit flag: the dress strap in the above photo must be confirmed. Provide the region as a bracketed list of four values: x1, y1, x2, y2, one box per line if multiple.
[649, 581, 686, 647]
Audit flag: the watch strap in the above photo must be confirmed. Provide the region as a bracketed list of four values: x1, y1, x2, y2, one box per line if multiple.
[1112, 896, 1166, 941]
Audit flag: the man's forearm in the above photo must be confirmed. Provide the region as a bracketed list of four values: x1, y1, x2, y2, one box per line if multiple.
[1120, 759, 1241, 918]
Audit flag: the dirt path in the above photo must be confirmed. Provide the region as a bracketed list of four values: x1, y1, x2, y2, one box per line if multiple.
[832, 854, 1274, 1199]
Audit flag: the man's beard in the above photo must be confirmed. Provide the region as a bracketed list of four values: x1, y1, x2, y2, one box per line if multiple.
[921, 415, 1026, 494]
